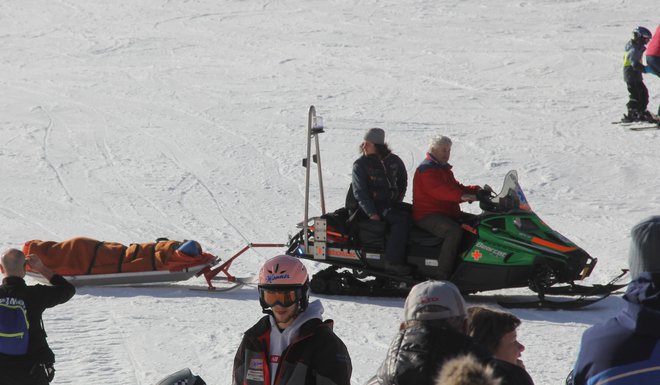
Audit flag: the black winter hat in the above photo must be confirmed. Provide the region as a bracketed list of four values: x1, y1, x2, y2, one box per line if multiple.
[628, 216, 660, 279]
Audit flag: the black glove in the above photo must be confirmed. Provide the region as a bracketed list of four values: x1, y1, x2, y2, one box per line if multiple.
[476, 185, 495, 201]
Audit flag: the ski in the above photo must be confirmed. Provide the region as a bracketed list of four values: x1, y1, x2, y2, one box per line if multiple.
[629, 124, 659, 131]
[498, 294, 609, 310]
[611, 120, 659, 130]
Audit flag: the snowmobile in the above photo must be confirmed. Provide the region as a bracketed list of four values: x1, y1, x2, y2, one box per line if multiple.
[284, 106, 627, 309]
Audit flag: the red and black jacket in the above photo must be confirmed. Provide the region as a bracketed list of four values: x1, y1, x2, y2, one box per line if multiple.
[232, 315, 352, 385]
[412, 153, 480, 222]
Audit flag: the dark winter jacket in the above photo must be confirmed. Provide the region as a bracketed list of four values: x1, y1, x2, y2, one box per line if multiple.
[0, 275, 75, 367]
[365, 322, 490, 385]
[232, 314, 352, 385]
[492, 359, 535, 385]
[412, 153, 480, 222]
[570, 273, 660, 385]
[351, 152, 407, 217]
[624, 39, 647, 83]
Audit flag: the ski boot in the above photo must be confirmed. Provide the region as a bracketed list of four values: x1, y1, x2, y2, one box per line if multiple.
[641, 110, 660, 125]
[622, 109, 643, 123]
[621, 113, 635, 123]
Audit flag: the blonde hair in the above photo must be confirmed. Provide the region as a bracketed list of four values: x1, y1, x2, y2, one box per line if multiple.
[435, 354, 501, 385]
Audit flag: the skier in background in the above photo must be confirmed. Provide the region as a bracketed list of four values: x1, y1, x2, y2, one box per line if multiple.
[622, 26, 656, 123]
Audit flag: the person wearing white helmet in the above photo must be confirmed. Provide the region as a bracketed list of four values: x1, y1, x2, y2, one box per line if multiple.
[232, 255, 352, 385]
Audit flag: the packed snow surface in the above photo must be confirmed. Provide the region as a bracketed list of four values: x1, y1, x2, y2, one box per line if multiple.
[1, 0, 659, 384]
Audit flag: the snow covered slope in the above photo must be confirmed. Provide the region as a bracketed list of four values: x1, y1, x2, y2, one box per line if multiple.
[1, 0, 659, 384]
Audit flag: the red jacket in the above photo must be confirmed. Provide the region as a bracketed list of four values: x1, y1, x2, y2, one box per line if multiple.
[412, 153, 480, 221]
[232, 310, 352, 385]
[646, 25, 660, 57]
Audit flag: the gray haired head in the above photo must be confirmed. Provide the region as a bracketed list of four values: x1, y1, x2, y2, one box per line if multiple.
[428, 135, 452, 152]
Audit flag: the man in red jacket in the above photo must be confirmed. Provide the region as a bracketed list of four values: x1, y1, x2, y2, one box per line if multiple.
[412, 135, 483, 279]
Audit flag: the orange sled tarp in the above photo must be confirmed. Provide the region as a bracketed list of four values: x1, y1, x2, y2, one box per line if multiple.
[23, 237, 216, 276]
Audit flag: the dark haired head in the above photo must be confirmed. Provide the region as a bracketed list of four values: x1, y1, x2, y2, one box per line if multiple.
[467, 307, 521, 355]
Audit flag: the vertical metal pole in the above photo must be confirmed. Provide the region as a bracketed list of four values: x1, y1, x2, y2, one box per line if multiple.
[303, 105, 315, 253]
[314, 134, 326, 215]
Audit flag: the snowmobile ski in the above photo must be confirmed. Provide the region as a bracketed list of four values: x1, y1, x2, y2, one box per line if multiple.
[540, 269, 628, 296]
[499, 270, 628, 309]
[497, 293, 609, 310]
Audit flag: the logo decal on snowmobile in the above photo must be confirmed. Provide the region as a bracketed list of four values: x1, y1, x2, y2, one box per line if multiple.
[474, 242, 508, 259]
[472, 250, 482, 261]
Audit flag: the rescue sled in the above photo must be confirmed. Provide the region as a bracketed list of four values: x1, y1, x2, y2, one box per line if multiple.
[23, 237, 283, 291]
[282, 106, 628, 309]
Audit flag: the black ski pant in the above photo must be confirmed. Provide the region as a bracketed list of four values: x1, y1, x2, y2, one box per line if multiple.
[626, 80, 649, 113]
[0, 362, 50, 385]
[381, 207, 411, 266]
[415, 212, 476, 279]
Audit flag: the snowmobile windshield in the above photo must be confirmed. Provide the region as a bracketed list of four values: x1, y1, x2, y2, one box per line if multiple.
[492, 170, 532, 212]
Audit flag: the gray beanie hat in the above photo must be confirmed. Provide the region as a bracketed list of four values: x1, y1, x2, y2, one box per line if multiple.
[628, 216, 660, 279]
[364, 128, 385, 145]
[404, 280, 466, 321]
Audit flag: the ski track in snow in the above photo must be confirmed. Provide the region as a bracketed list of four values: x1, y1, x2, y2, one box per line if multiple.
[32, 106, 76, 204]
[1, 0, 660, 384]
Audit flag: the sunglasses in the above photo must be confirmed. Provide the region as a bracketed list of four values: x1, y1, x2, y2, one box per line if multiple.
[259, 287, 302, 308]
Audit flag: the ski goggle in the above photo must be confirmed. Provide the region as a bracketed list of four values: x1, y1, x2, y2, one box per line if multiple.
[259, 287, 302, 308]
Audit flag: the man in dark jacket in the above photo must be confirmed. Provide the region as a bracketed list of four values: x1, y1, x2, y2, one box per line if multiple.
[366, 280, 490, 385]
[569, 216, 660, 385]
[0, 248, 76, 385]
[352, 127, 410, 274]
[412, 135, 483, 279]
[233, 255, 352, 385]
